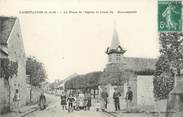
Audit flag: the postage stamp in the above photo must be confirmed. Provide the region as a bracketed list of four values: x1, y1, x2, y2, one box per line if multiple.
[158, 0, 182, 32]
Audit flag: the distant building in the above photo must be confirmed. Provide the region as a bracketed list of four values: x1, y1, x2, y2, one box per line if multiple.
[0, 16, 28, 113]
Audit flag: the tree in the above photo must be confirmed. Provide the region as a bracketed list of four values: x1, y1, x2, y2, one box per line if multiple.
[0, 58, 18, 111]
[159, 33, 183, 76]
[26, 56, 47, 86]
[153, 33, 183, 99]
[65, 72, 101, 89]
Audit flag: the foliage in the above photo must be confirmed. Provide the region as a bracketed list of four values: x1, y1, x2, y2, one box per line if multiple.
[26, 56, 47, 86]
[0, 58, 18, 79]
[153, 33, 183, 99]
[65, 70, 135, 89]
[153, 73, 174, 100]
[65, 72, 101, 89]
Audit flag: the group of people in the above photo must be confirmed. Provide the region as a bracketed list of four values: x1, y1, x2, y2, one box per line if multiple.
[60, 86, 133, 113]
[100, 86, 133, 112]
[13, 86, 133, 113]
[60, 91, 92, 113]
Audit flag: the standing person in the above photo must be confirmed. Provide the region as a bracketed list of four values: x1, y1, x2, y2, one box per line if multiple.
[73, 93, 77, 110]
[60, 91, 67, 110]
[67, 94, 75, 112]
[78, 92, 85, 109]
[95, 98, 101, 112]
[75, 93, 79, 111]
[113, 88, 121, 111]
[39, 92, 46, 110]
[86, 92, 92, 110]
[13, 89, 20, 113]
[84, 92, 88, 111]
[101, 88, 109, 111]
[125, 86, 133, 112]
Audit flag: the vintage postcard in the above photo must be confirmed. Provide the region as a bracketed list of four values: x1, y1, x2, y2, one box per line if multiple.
[0, 0, 183, 117]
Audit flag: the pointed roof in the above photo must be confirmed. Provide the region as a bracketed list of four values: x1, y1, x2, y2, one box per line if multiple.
[0, 16, 16, 44]
[106, 25, 126, 55]
[110, 27, 120, 50]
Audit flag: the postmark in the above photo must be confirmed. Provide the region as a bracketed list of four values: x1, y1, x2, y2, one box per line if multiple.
[158, 0, 182, 32]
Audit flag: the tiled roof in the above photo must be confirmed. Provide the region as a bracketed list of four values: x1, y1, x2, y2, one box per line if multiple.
[65, 57, 157, 87]
[124, 57, 157, 72]
[0, 16, 16, 44]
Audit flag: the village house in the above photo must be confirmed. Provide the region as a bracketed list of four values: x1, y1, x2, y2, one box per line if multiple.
[0, 16, 28, 113]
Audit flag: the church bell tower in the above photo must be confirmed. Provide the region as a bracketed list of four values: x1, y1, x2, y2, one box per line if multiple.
[105, 26, 126, 72]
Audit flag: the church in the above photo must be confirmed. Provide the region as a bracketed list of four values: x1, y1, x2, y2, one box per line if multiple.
[64, 25, 157, 111]
[98, 26, 157, 111]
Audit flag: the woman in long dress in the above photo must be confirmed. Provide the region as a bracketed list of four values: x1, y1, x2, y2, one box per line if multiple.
[39, 92, 46, 110]
[78, 92, 85, 109]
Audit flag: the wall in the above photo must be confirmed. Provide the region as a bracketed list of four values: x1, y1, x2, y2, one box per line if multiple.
[0, 18, 28, 114]
[137, 75, 155, 106]
[0, 78, 10, 114]
[7, 18, 27, 108]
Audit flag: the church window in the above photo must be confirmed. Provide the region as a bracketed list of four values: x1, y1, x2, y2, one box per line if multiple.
[109, 55, 112, 62]
[116, 56, 121, 62]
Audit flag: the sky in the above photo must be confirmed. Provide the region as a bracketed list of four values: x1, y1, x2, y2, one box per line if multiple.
[0, 0, 159, 82]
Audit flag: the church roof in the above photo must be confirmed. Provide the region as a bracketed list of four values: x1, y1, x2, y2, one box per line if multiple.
[65, 57, 157, 87]
[0, 16, 16, 44]
[110, 27, 120, 50]
[99, 70, 136, 85]
[123, 57, 157, 72]
[106, 27, 126, 54]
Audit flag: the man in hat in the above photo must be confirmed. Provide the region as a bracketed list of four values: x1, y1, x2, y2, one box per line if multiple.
[125, 86, 133, 112]
[101, 87, 109, 111]
[113, 87, 121, 111]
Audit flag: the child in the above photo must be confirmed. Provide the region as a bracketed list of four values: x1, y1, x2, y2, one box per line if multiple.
[60, 92, 67, 110]
[73, 95, 77, 110]
[13, 89, 20, 113]
[76, 97, 80, 111]
[95, 99, 101, 112]
[67, 94, 75, 113]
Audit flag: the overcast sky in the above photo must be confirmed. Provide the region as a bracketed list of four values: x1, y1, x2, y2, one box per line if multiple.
[0, 0, 159, 82]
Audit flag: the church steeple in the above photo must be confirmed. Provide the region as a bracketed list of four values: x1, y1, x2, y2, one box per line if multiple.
[106, 25, 126, 64]
[110, 27, 120, 50]
[106, 26, 126, 55]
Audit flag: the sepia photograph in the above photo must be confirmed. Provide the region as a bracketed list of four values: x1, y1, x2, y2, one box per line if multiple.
[0, 0, 183, 117]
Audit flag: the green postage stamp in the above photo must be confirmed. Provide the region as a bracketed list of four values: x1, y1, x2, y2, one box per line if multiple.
[158, 0, 182, 32]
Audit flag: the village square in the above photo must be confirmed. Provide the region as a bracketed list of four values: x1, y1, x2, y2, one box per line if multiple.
[1, 1, 183, 116]
[0, 14, 183, 117]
